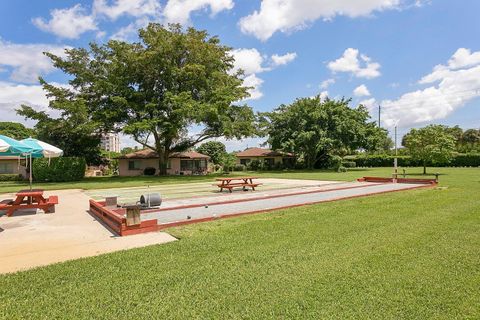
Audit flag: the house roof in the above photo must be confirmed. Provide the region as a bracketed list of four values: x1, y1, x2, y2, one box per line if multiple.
[235, 147, 293, 157]
[118, 149, 210, 159]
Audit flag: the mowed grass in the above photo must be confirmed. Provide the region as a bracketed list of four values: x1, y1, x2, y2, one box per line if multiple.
[0, 168, 479, 319]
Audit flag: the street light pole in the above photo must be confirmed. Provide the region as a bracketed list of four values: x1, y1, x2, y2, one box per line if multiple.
[378, 105, 381, 128]
[393, 125, 398, 183]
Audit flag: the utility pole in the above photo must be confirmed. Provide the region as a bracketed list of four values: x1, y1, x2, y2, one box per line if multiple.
[393, 125, 398, 183]
[378, 105, 381, 128]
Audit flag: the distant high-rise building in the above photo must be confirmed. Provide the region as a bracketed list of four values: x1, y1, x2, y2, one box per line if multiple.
[100, 133, 120, 153]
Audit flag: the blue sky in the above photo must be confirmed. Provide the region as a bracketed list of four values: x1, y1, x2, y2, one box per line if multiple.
[0, 0, 479, 150]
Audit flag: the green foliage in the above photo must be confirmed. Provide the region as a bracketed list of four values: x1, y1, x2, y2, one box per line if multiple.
[17, 80, 103, 165]
[220, 153, 237, 172]
[261, 96, 389, 169]
[450, 153, 480, 166]
[143, 167, 156, 176]
[247, 159, 263, 171]
[32, 157, 86, 182]
[233, 164, 246, 171]
[326, 155, 343, 170]
[403, 125, 456, 173]
[0, 174, 23, 181]
[402, 125, 480, 153]
[342, 161, 356, 168]
[38, 23, 255, 175]
[196, 141, 227, 165]
[348, 153, 480, 167]
[0, 122, 35, 140]
[121, 147, 139, 155]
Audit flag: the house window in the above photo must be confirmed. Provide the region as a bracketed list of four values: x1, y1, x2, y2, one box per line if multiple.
[240, 158, 250, 165]
[180, 159, 206, 171]
[264, 158, 275, 167]
[196, 159, 206, 168]
[0, 162, 14, 174]
[180, 160, 193, 171]
[128, 160, 142, 170]
[166, 159, 172, 169]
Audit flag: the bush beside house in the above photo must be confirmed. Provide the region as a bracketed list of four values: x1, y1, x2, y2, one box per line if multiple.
[346, 153, 480, 168]
[33, 157, 86, 182]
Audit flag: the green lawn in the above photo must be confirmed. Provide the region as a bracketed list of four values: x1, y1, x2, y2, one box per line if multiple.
[0, 167, 479, 319]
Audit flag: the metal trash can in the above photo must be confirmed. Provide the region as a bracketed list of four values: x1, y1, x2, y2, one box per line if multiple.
[124, 205, 141, 226]
[140, 193, 162, 208]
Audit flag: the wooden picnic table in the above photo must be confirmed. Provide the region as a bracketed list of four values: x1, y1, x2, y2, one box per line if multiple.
[0, 189, 58, 217]
[215, 176, 261, 193]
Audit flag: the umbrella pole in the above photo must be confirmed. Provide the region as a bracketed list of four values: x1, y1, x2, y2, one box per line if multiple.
[29, 153, 33, 190]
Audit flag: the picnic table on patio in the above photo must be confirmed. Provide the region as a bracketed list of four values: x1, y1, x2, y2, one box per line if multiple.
[216, 176, 262, 193]
[0, 189, 58, 217]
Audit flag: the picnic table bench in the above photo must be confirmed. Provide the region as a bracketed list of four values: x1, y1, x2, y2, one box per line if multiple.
[0, 189, 58, 217]
[216, 177, 262, 193]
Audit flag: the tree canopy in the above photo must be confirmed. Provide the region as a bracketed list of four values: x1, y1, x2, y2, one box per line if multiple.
[196, 141, 227, 165]
[0, 122, 35, 140]
[17, 80, 103, 165]
[25, 23, 255, 174]
[260, 96, 389, 169]
[403, 125, 456, 174]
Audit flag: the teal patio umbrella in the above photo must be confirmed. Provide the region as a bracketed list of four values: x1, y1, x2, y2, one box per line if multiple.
[0, 135, 35, 189]
[21, 138, 64, 189]
[21, 138, 63, 159]
[0, 135, 33, 156]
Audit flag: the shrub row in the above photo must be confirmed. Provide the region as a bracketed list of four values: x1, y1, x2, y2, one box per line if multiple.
[33, 157, 86, 182]
[0, 174, 23, 182]
[346, 153, 480, 167]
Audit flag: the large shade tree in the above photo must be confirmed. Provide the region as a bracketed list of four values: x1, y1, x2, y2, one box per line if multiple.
[18, 81, 103, 165]
[261, 96, 389, 169]
[20, 23, 255, 175]
[403, 125, 456, 174]
[196, 141, 227, 165]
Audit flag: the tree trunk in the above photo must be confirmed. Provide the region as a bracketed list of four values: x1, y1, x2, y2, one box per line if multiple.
[423, 161, 427, 175]
[158, 151, 169, 176]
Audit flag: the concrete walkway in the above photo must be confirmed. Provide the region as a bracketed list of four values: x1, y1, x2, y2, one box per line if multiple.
[0, 189, 176, 274]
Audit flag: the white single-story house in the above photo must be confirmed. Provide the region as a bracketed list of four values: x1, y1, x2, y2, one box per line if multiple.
[235, 148, 295, 167]
[117, 149, 211, 176]
[0, 157, 27, 178]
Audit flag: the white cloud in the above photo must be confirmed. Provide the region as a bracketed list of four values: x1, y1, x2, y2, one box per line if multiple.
[353, 84, 371, 97]
[320, 78, 335, 89]
[380, 48, 480, 127]
[239, 0, 402, 41]
[0, 39, 68, 83]
[32, 4, 97, 39]
[163, 0, 234, 25]
[230, 48, 267, 75]
[242, 74, 264, 100]
[0, 82, 66, 125]
[110, 16, 153, 41]
[319, 90, 329, 101]
[271, 52, 297, 66]
[359, 97, 377, 110]
[230, 48, 295, 101]
[93, 0, 161, 20]
[327, 48, 381, 79]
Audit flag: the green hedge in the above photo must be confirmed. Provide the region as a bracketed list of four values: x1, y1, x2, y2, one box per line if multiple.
[0, 174, 23, 182]
[33, 157, 86, 182]
[347, 153, 480, 167]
